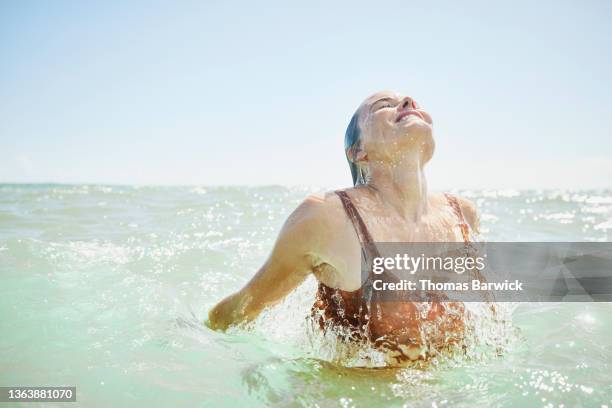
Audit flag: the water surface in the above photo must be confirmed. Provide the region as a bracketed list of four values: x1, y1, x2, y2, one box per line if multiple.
[0, 185, 611, 407]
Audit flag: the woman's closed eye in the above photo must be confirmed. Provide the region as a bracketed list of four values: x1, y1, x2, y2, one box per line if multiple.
[374, 102, 396, 111]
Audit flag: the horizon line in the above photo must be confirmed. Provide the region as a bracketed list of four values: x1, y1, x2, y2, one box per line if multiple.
[1, 181, 611, 192]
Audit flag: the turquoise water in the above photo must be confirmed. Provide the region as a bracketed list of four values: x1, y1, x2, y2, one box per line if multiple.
[1, 184, 611, 407]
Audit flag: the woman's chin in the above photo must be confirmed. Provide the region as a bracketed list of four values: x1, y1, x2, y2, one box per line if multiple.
[399, 117, 432, 131]
[400, 121, 433, 142]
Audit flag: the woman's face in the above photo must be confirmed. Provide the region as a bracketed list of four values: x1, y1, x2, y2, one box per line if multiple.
[357, 91, 434, 165]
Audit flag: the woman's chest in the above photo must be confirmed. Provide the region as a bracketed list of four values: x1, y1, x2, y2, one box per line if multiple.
[319, 212, 466, 290]
[364, 212, 463, 242]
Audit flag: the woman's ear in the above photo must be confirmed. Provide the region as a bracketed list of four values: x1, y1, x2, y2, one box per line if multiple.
[354, 149, 368, 164]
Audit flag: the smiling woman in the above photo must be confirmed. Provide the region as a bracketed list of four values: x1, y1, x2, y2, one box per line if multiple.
[208, 90, 484, 365]
[2, 0, 612, 406]
[345, 93, 434, 187]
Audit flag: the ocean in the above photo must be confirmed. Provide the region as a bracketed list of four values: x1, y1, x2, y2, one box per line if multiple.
[1, 184, 611, 407]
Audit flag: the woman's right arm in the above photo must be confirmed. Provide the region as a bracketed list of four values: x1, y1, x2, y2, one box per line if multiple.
[207, 194, 330, 331]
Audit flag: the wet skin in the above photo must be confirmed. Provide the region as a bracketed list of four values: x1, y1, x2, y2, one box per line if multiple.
[208, 91, 479, 351]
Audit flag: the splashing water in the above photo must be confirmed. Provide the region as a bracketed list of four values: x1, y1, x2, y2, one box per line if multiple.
[1, 184, 611, 407]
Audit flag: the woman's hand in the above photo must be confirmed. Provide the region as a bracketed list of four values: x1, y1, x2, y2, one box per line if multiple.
[207, 292, 245, 331]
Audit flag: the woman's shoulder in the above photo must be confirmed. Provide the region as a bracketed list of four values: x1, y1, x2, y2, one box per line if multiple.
[289, 189, 349, 229]
[301, 189, 340, 210]
[296, 187, 379, 233]
[429, 192, 479, 232]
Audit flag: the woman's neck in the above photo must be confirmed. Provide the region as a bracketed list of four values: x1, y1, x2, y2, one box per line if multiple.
[365, 154, 428, 222]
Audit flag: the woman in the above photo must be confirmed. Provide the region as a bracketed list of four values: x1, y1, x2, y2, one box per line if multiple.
[208, 91, 479, 364]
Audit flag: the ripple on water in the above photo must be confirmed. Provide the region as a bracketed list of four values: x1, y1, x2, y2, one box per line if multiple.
[1, 185, 611, 406]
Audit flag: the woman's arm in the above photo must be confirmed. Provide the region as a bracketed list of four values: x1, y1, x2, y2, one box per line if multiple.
[207, 195, 329, 331]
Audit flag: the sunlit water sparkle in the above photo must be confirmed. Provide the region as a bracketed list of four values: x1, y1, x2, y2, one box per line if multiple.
[0, 184, 611, 407]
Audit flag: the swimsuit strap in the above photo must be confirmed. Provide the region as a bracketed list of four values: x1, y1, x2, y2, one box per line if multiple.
[444, 193, 471, 244]
[444, 193, 495, 306]
[334, 190, 381, 260]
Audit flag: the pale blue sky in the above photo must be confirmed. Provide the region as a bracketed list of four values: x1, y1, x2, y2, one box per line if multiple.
[1, 0, 611, 189]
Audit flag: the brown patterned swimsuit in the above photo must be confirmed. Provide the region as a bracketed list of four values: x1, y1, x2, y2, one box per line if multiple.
[311, 191, 471, 364]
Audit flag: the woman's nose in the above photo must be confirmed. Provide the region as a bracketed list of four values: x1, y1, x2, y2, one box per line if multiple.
[399, 96, 416, 110]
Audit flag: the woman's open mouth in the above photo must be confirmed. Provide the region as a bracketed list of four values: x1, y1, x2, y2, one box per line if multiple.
[396, 110, 424, 123]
